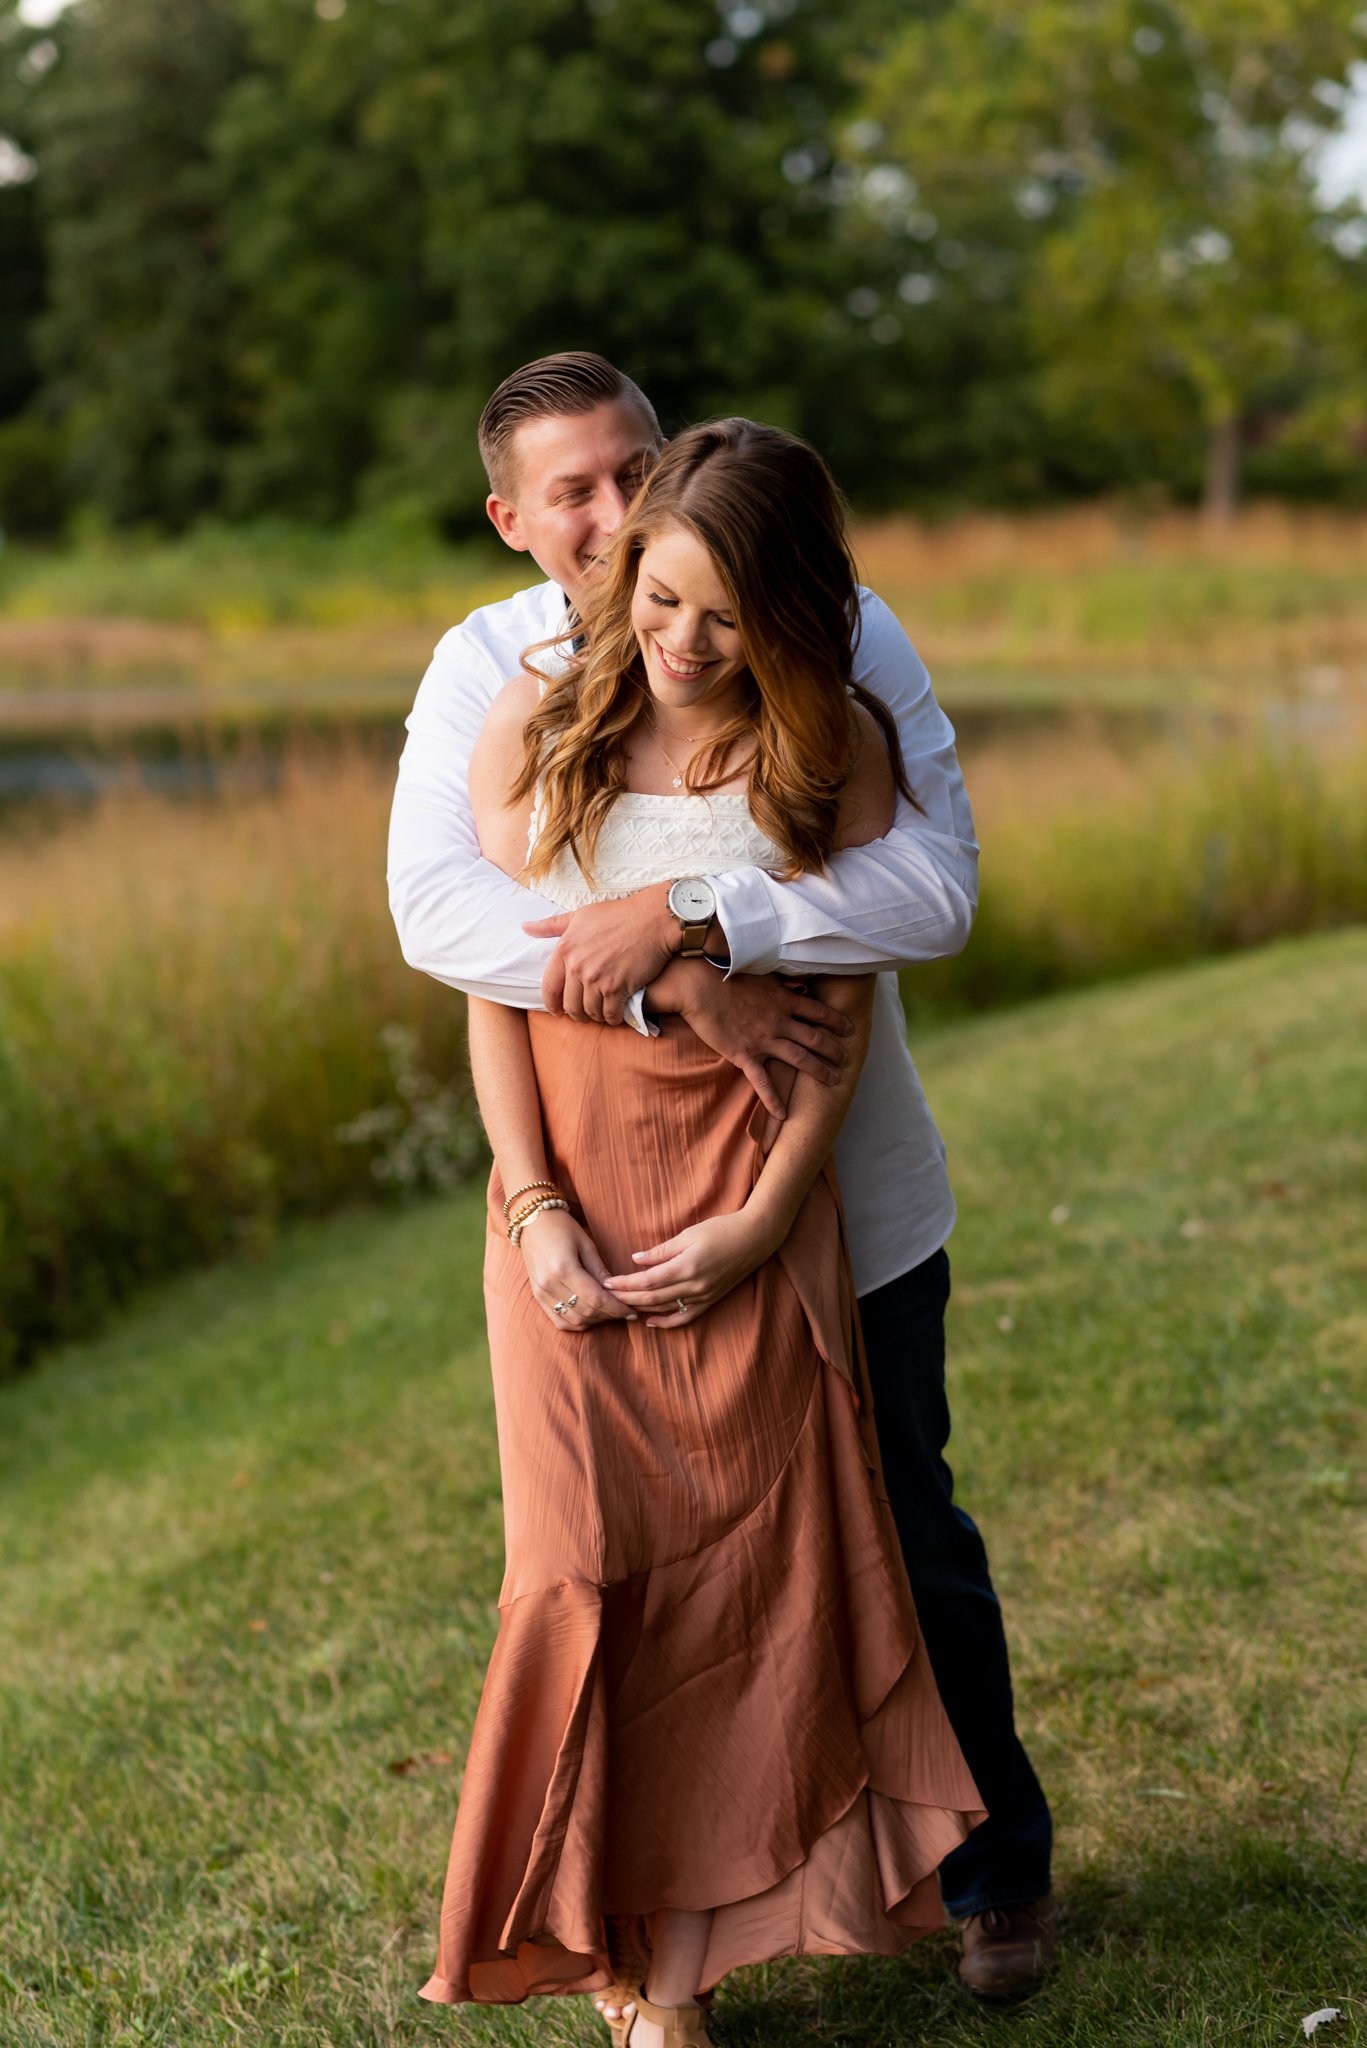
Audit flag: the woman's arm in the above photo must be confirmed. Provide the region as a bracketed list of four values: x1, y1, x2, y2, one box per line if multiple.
[467, 679, 634, 1332]
[605, 708, 895, 1326]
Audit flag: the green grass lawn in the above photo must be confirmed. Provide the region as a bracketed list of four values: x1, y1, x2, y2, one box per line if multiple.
[2, 934, 1364, 2047]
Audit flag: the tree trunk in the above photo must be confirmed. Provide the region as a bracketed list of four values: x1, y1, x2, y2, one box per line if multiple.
[1203, 415, 1242, 528]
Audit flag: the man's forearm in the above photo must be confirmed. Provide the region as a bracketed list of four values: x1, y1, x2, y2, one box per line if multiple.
[387, 789, 559, 1009]
[707, 819, 978, 979]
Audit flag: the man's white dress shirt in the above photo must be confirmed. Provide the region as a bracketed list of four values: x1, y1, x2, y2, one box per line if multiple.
[387, 578, 979, 1298]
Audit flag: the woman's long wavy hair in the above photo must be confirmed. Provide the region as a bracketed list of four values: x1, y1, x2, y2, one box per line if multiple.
[513, 417, 913, 884]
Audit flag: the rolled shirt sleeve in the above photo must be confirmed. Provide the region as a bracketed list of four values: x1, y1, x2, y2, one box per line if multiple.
[387, 604, 562, 1010]
[706, 590, 978, 976]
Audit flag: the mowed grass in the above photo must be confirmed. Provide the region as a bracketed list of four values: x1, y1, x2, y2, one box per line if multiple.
[1, 933, 1364, 2048]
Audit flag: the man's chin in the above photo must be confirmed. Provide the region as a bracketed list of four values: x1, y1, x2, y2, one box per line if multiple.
[563, 556, 608, 612]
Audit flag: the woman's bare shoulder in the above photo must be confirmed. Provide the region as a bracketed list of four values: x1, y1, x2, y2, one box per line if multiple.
[469, 674, 543, 871]
[833, 700, 896, 851]
[484, 670, 543, 735]
[471, 672, 540, 776]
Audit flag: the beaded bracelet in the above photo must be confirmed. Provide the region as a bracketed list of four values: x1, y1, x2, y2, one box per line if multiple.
[509, 1196, 569, 1248]
[506, 1186, 564, 1229]
[502, 1178, 559, 1217]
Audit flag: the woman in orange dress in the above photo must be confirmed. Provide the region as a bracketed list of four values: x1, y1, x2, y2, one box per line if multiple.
[419, 420, 984, 2047]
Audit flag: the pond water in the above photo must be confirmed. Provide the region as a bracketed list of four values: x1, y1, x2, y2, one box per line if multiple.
[0, 706, 408, 813]
[0, 680, 1356, 819]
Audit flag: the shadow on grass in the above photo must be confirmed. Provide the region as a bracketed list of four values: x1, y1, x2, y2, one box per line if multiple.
[716, 1826, 1365, 2047]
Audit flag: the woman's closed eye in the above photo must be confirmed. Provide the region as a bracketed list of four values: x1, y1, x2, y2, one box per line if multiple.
[648, 593, 736, 629]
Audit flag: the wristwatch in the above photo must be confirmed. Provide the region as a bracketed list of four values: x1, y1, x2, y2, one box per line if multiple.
[667, 876, 717, 957]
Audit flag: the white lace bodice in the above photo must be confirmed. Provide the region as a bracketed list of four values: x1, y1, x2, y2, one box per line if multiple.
[530, 791, 784, 908]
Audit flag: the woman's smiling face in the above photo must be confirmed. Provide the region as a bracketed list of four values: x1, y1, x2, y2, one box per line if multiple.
[630, 525, 746, 716]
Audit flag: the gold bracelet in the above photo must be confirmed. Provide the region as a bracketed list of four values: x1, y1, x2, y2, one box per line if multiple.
[506, 1187, 564, 1229]
[502, 1178, 559, 1217]
[507, 1188, 563, 1230]
[509, 1196, 569, 1247]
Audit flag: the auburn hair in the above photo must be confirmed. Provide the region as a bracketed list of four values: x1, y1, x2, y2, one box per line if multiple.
[513, 417, 913, 883]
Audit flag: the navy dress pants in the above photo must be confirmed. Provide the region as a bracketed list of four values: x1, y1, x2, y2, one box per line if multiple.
[858, 1248, 1053, 1917]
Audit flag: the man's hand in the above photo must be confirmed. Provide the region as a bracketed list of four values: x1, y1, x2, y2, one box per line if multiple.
[648, 959, 853, 1119]
[524, 886, 678, 1025]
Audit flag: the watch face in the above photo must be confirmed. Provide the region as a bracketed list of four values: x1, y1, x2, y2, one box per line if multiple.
[669, 878, 715, 922]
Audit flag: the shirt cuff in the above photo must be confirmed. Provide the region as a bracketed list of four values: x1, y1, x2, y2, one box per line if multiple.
[706, 867, 781, 976]
[623, 989, 659, 1038]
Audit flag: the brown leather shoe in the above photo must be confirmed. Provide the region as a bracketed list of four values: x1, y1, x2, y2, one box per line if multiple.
[957, 1895, 1059, 2001]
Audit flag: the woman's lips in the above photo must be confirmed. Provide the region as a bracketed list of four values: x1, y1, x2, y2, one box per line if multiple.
[654, 642, 717, 682]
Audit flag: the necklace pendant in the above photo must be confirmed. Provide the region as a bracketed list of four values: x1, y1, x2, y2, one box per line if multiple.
[672, 774, 683, 788]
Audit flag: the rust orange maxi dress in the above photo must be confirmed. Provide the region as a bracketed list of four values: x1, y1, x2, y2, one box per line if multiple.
[419, 794, 985, 2007]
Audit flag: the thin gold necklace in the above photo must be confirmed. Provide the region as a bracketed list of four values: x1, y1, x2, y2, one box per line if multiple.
[644, 705, 702, 790]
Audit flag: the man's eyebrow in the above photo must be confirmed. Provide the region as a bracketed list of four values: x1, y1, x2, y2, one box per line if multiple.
[546, 451, 651, 490]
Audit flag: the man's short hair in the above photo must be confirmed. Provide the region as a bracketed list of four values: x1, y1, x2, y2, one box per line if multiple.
[477, 351, 661, 499]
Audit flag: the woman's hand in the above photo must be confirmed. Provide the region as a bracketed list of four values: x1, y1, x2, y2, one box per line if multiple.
[603, 1209, 781, 1329]
[519, 1209, 638, 1333]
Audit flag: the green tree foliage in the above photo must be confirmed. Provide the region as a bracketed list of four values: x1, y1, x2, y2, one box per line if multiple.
[0, 3, 66, 532]
[1, 0, 1365, 529]
[27, 0, 251, 526]
[213, 0, 895, 526]
[864, 0, 1367, 515]
[210, 0, 436, 522]
[0, 2, 52, 420]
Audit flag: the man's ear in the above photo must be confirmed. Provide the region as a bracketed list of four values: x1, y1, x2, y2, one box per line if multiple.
[486, 492, 529, 553]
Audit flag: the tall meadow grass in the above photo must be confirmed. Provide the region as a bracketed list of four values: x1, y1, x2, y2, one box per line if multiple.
[0, 743, 476, 1375]
[857, 502, 1367, 686]
[4, 505, 1367, 698]
[902, 728, 1367, 1014]
[2, 727, 1364, 1373]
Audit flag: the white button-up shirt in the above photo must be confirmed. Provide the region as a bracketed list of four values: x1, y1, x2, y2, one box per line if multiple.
[387, 578, 979, 1297]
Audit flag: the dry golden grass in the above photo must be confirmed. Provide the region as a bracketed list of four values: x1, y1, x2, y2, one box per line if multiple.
[5, 505, 1367, 711]
[0, 740, 473, 1370]
[3, 715, 1365, 1368]
[859, 500, 1367, 578]
[853, 504, 1367, 695]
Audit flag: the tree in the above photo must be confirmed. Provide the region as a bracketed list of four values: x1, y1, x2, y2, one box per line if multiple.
[28, 0, 250, 526]
[209, 0, 906, 526]
[0, 1, 48, 426]
[864, 0, 1367, 517]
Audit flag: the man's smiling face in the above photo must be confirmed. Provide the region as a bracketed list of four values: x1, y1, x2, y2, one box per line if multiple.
[485, 399, 661, 610]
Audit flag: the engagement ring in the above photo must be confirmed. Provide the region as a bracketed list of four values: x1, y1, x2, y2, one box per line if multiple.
[553, 1294, 578, 1315]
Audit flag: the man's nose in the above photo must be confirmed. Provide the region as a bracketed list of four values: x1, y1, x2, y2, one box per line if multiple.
[592, 478, 630, 536]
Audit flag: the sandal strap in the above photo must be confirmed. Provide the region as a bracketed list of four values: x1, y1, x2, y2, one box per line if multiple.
[630, 1987, 712, 2046]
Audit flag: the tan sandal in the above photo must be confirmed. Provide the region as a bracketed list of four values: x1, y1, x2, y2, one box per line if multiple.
[625, 1986, 714, 2047]
[594, 1919, 717, 2047]
[594, 1917, 650, 2047]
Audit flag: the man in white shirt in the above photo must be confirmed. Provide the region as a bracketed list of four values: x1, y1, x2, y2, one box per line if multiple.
[388, 352, 1056, 1999]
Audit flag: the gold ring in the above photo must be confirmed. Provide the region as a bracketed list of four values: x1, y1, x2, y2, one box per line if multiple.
[553, 1293, 578, 1315]
[676, 1298, 687, 1313]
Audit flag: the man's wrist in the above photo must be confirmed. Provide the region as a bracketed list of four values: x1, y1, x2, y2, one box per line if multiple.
[645, 954, 705, 1018]
[702, 917, 730, 968]
[655, 882, 683, 958]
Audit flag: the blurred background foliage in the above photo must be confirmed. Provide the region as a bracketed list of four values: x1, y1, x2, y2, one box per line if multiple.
[0, 0, 1365, 538]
